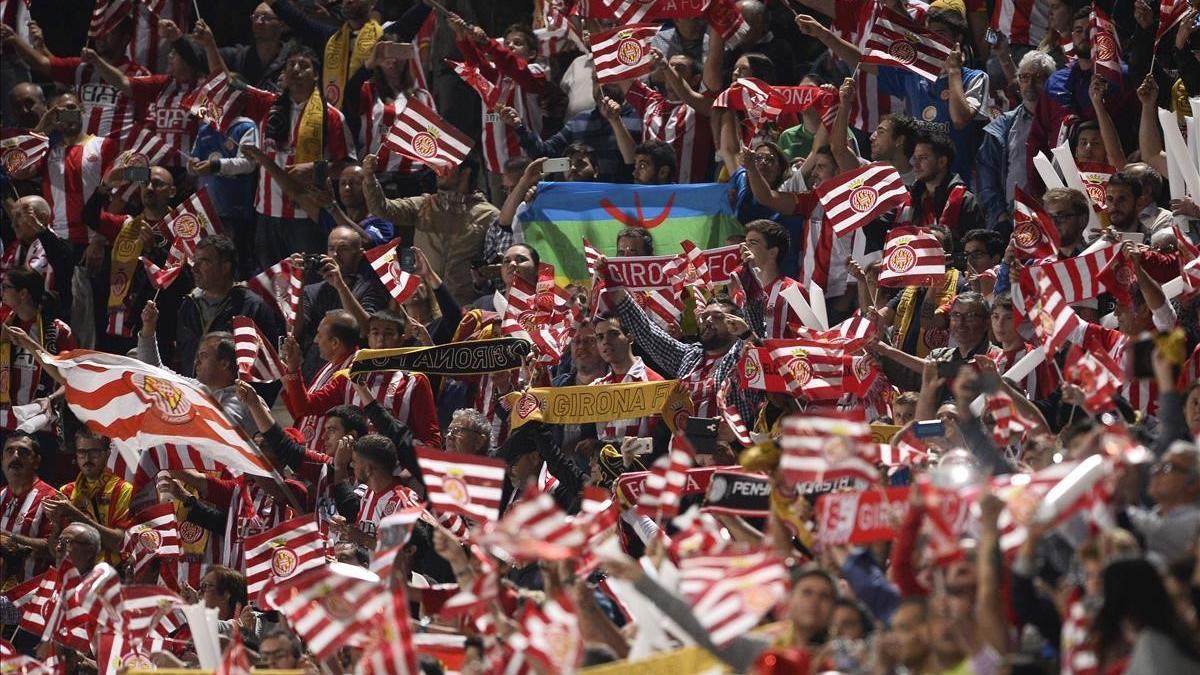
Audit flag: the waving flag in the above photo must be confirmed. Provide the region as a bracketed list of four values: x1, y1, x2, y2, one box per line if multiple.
[182, 70, 249, 133]
[365, 239, 424, 305]
[262, 563, 390, 661]
[106, 585, 184, 643]
[766, 338, 851, 401]
[215, 625, 252, 675]
[140, 256, 184, 289]
[358, 587, 420, 675]
[513, 594, 583, 673]
[0, 128, 48, 174]
[502, 274, 577, 364]
[1028, 271, 1081, 355]
[521, 182, 743, 285]
[446, 59, 502, 108]
[1011, 186, 1061, 259]
[860, 6, 953, 81]
[111, 124, 177, 173]
[779, 410, 879, 489]
[877, 227, 945, 287]
[121, 503, 182, 577]
[383, 98, 473, 174]
[1063, 340, 1122, 413]
[636, 435, 695, 521]
[1089, 6, 1124, 84]
[590, 24, 658, 83]
[244, 515, 325, 598]
[232, 316, 285, 383]
[417, 448, 507, 525]
[88, 0, 133, 41]
[986, 390, 1033, 447]
[49, 351, 274, 478]
[678, 550, 789, 647]
[1024, 242, 1118, 304]
[162, 188, 222, 266]
[738, 346, 790, 393]
[818, 162, 911, 236]
[1157, 0, 1191, 47]
[371, 506, 424, 577]
[482, 485, 585, 561]
[248, 257, 303, 330]
[712, 77, 785, 123]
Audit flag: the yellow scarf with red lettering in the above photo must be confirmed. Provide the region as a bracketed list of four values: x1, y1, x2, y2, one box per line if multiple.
[0, 311, 43, 405]
[322, 19, 382, 109]
[108, 216, 145, 309]
[294, 86, 326, 165]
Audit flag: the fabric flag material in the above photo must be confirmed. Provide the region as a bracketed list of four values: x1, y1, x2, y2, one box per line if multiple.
[50, 350, 274, 478]
[513, 594, 583, 673]
[779, 410, 879, 490]
[877, 227, 945, 287]
[0, 128, 48, 174]
[818, 162, 911, 236]
[1157, 0, 1190, 47]
[483, 485, 585, 561]
[990, 0, 1050, 47]
[636, 435, 695, 521]
[859, 6, 953, 81]
[121, 503, 182, 577]
[521, 182, 744, 285]
[111, 124, 176, 174]
[737, 346, 790, 393]
[371, 505, 424, 577]
[589, 25, 657, 83]
[346, 339, 532, 378]
[1011, 186, 1061, 259]
[232, 316, 286, 383]
[243, 515, 325, 598]
[1095, 248, 1138, 307]
[140, 256, 184, 290]
[215, 624, 252, 675]
[446, 58, 502, 108]
[88, 0, 132, 40]
[365, 239, 424, 305]
[765, 338, 851, 401]
[107, 585, 184, 644]
[162, 188, 222, 266]
[262, 563, 390, 661]
[1063, 340, 1122, 413]
[358, 587, 420, 675]
[986, 390, 1033, 447]
[712, 77, 785, 124]
[1028, 270, 1082, 355]
[1024, 242, 1117, 304]
[181, 70, 247, 133]
[248, 257, 303, 329]
[504, 380, 691, 432]
[417, 448, 507, 525]
[502, 274, 577, 364]
[677, 550, 789, 647]
[1089, 6, 1123, 84]
[382, 97, 473, 173]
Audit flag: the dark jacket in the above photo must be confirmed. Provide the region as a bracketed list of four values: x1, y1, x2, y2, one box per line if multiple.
[176, 285, 280, 376]
[908, 174, 992, 246]
[299, 265, 390, 380]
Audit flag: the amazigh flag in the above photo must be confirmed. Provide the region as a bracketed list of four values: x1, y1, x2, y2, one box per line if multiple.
[519, 182, 744, 285]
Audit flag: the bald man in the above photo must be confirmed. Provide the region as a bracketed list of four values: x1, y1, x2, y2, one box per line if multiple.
[2, 195, 71, 306]
[8, 82, 45, 129]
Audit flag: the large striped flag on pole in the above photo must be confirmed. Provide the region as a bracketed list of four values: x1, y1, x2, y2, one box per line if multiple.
[418, 449, 506, 525]
[88, 0, 133, 41]
[817, 161, 911, 236]
[182, 70, 249, 133]
[859, 6, 953, 81]
[232, 316, 286, 383]
[365, 239, 424, 305]
[1010, 186, 1061, 260]
[1089, 5, 1124, 84]
[877, 227, 946, 287]
[248, 257, 303, 331]
[243, 515, 325, 598]
[47, 351, 276, 479]
[382, 98, 473, 174]
[589, 25, 658, 83]
[990, 0, 1050, 47]
[262, 563, 390, 661]
[778, 410, 879, 490]
[678, 550, 789, 647]
[0, 128, 48, 174]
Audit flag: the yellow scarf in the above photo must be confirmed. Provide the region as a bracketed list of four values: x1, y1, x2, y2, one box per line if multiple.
[294, 86, 326, 165]
[893, 268, 960, 358]
[0, 312, 41, 405]
[504, 380, 692, 432]
[108, 216, 145, 309]
[322, 19, 383, 109]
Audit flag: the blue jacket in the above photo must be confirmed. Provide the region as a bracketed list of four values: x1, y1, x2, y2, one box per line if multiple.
[976, 106, 1021, 226]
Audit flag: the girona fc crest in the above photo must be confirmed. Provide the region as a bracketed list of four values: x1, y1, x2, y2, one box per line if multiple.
[2, 148, 27, 174]
[517, 310, 540, 334]
[271, 546, 298, 577]
[1093, 34, 1116, 62]
[1083, 182, 1106, 207]
[848, 184, 879, 213]
[179, 520, 204, 544]
[411, 131, 439, 158]
[322, 592, 355, 619]
[443, 473, 470, 505]
[173, 214, 201, 240]
[852, 355, 872, 381]
[786, 350, 812, 386]
[110, 271, 129, 297]
[742, 354, 761, 381]
[137, 527, 162, 551]
[127, 373, 196, 424]
[516, 391, 542, 419]
[1013, 221, 1040, 248]
[886, 245, 917, 274]
[616, 35, 643, 66]
[888, 40, 917, 65]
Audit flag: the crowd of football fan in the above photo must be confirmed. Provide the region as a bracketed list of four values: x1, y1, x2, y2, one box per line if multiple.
[2, 0, 1200, 672]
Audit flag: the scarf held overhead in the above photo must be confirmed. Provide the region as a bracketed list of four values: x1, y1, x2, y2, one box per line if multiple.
[504, 380, 693, 431]
[346, 338, 532, 377]
[322, 19, 383, 109]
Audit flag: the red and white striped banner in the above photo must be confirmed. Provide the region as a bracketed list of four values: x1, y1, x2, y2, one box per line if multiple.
[779, 410, 879, 489]
[182, 70, 248, 133]
[589, 25, 658, 84]
[1025, 242, 1118, 304]
[232, 316, 286, 383]
[678, 550, 788, 647]
[215, 624, 252, 675]
[817, 161, 911, 237]
[262, 563, 389, 661]
[243, 515, 325, 598]
[248, 257, 303, 331]
[417, 448, 507, 526]
[121, 503, 182, 577]
[986, 389, 1033, 447]
[877, 227, 945, 287]
[1063, 340, 1122, 413]
[1089, 7, 1124, 84]
[446, 59, 502, 109]
[482, 485, 585, 561]
[382, 98, 473, 174]
[0, 128, 48, 174]
[712, 77, 785, 124]
[1011, 186, 1061, 260]
[860, 6, 953, 82]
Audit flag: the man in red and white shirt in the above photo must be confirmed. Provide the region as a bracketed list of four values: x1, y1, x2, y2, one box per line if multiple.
[740, 219, 804, 339]
[0, 267, 76, 433]
[591, 313, 664, 441]
[0, 433, 57, 587]
[0, 17, 147, 138]
[335, 434, 421, 548]
[624, 52, 715, 184]
[0, 196, 69, 299]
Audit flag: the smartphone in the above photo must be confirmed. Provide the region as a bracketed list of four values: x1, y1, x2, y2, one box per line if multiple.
[543, 157, 572, 174]
[913, 420, 946, 439]
[398, 247, 416, 273]
[122, 165, 151, 184]
[56, 108, 82, 126]
[985, 28, 1000, 46]
[377, 41, 414, 62]
[1131, 332, 1155, 379]
[686, 416, 721, 454]
[480, 264, 502, 280]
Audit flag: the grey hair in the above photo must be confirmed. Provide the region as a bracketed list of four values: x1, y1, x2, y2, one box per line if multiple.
[67, 523, 102, 549]
[451, 409, 491, 438]
[1017, 50, 1057, 79]
[15, 195, 51, 224]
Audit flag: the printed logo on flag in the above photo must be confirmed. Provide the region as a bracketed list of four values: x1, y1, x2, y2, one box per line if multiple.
[173, 214, 201, 239]
[741, 356, 760, 382]
[136, 526, 162, 550]
[411, 129, 439, 158]
[1012, 220, 1041, 249]
[271, 545, 298, 577]
[2, 148, 28, 173]
[324, 83, 341, 103]
[180, 520, 204, 544]
[443, 469, 471, 506]
[853, 355, 871, 381]
[322, 593, 355, 619]
[886, 240, 918, 273]
[1082, 177, 1106, 206]
[517, 392, 542, 419]
[1093, 32, 1117, 61]
[616, 31, 644, 66]
[888, 39, 918, 65]
[783, 349, 812, 386]
[111, 271, 129, 297]
[128, 373, 196, 425]
[848, 179, 879, 213]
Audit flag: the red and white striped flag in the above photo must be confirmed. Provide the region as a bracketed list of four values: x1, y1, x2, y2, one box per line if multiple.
[104, 585, 184, 644]
[140, 255, 184, 290]
[738, 346, 790, 393]
[1157, 0, 1191, 47]
[668, 510, 732, 561]
[636, 434, 694, 521]
[589, 25, 658, 84]
[4, 566, 66, 638]
[418, 448, 506, 525]
[215, 624, 252, 675]
[779, 410, 879, 489]
[717, 377, 752, 445]
[162, 188, 222, 266]
[365, 239, 424, 305]
[232, 316, 285, 383]
[182, 70, 248, 133]
[121, 503, 182, 577]
[0, 0, 32, 42]
[483, 484, 585, 561]
[1028, 270, 1082, 356]
[1089, 6, 1124, 84]
[0, 128, 48, 174]
[859, 6, 953, 81]
[513, 594, 583, 673]
[502, 274, 577, 365]
[262, 563, 390, 661]
[382, 98, 473, 174]
[244, 515, 325, 598]
[986, 390, 1033, 448]
[446, 59, 502, 109]
[877, 227, 945, 287]
[817, 161, 911, 236]
[50, 351, 275, 479]
[358, 587, 420, 675]
[990, 0, 1049, 47]
[1063, 340, 1122, 413]
[439, 547, 500, 620]
[1011, 186, 1061, 260]
[371, 505, 424, 577]
[1024, 242, 1118, 304]
[990, 456, 1114, 556]
[111, 124, 177, 173]
[248, 257, 303, 330]
[88, 0, 132, 41]
[766, 338, 851, 401]
[712, 77, 785, 124]
[678, 550, 788, 647]
[880, 431, 929, 467]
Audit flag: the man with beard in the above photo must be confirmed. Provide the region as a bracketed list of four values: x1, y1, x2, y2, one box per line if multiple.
[43, 428, 132, 564]
[1106, 170, 1148, 236]
[1042, 187, 1091, 257]
[0, 433, 56, 587]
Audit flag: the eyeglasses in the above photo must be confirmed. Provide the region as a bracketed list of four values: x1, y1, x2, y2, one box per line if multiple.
[446, 426, 484, 438]
[197, 581, 217, 592]
[1046, 211, 1080, 223]
[251, 13, 277, 23]
[948, 312, 986, 322]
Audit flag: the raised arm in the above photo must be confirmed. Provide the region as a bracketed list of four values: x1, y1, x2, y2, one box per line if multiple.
[701, 27, 726, 97]
[742, 149, 802, 215]
[1088, 76, 1126, 168]
[944, 46, 975, 130]
[499, 157, 545, 227]
[600, 96, 637, 166]
[830, 78, 860, 171]
[660, 51, 713, 116]
[189, 19, 227, 76]
[1135, 74, 1168, 175]
[795, 14, 866, 71]
[0, 23, 51, 74]
[80, 48, 131, 97]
